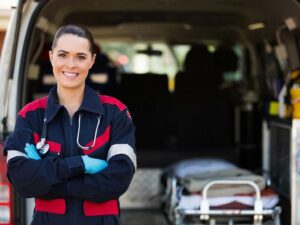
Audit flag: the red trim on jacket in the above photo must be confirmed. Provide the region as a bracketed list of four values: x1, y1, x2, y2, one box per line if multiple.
[19, 97, 47, 118]
[35, 198, 66, 214]
[33, 132, 61, 154]
[83, 200, 119, 216]
[100, 95, 127, 111]
[35, 199, 119, 216]
[82, 126, 111, 155]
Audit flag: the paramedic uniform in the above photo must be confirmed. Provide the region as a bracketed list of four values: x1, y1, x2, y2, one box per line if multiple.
[4, 85, 136, 225]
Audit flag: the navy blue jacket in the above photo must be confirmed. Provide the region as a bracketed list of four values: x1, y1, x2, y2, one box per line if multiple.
[4, 85, 136, 225]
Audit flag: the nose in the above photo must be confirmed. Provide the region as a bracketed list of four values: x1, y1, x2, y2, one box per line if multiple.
[66, 57, 77, 68]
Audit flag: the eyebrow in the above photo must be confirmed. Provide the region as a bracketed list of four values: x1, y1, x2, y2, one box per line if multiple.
[57, 50, 88, 56]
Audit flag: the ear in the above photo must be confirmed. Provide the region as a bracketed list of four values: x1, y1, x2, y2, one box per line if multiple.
[90, 53, 96, 69]
[49, 50, 53, 65]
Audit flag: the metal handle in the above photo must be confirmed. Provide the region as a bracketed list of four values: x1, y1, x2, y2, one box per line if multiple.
[200, 180, 263, 217]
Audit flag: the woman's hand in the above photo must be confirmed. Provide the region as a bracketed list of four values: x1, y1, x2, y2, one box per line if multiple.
[81, 155, 108, 174]
[24, 143, 41, 160]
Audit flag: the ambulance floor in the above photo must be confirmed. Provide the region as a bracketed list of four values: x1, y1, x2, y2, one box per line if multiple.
[121, 209, 169, 225]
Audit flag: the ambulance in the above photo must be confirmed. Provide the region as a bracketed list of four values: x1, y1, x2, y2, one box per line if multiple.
[0, 0, 300, 224]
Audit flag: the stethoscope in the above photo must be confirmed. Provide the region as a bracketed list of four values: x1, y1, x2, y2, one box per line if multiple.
[36, 113, 101, 155]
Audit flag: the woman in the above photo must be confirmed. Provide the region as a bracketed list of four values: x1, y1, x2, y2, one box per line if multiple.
[4, 24, 136, 225]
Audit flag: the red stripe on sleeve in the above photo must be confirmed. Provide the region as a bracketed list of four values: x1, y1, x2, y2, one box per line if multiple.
[99, 95, 127, 111]
[35, 198, 66, 214]
[19, 97, 47, 118]
[82, 126, 111, 155]
[33, 132, 61, 154]
[83, 200, 119, 216]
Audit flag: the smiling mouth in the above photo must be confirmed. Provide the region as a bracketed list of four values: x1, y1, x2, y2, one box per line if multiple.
[63, 71, 79, 78]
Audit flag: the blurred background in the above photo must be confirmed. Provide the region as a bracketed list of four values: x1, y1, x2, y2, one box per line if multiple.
[0, 0, 12, 56]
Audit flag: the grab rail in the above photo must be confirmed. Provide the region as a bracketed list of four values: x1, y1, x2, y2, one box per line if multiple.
[200, 180, 263, 222]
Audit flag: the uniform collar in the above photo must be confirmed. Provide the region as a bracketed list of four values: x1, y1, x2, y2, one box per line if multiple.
[79, 85, 105, 115]
[45, 85, 105, 123]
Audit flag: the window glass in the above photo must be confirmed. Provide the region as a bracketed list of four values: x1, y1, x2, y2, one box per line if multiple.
[222, 45, 243, 82]
[100, 42, 178, 77]
[172, 45, 190, 70]
[100, 42, 179, 92]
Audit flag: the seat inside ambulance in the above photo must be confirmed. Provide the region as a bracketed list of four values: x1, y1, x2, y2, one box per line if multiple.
[173, 44, 234, 151]
[116, 73, 170, 150]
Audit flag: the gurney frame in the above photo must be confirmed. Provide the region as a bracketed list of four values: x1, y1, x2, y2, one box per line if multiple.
[163, 177, 282, 225]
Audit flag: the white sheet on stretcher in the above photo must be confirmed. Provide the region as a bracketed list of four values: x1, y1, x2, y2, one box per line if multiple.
[184, 168, 266, 196]
[178, 189, 279, 210]
[168, 158, 266, 197]
[169, 158, 238, 178]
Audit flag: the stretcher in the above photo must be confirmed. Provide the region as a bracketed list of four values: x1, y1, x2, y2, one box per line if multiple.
[161, 159, 281, 225]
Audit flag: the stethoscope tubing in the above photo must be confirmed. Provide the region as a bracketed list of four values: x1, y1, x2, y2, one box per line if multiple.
[36, 113, 101, 155]
[76, 113, 101, 150]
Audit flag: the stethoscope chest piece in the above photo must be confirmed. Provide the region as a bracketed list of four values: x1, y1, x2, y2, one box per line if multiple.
[36, 138, 50, 155]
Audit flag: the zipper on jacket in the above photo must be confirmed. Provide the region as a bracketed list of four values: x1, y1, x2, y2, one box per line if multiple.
[68, 114, 77, 225]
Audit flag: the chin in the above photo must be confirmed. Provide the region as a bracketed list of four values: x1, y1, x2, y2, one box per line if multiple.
[59, 82, 85, 90]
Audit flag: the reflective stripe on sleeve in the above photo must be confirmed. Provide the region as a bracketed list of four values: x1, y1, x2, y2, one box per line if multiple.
[7, 150, 27, 162]
[107, 144, 137, 169]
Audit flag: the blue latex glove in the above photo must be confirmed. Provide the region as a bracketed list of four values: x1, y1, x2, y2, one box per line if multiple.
[24, 143, 41, 160]
[81, 155, 108, 174]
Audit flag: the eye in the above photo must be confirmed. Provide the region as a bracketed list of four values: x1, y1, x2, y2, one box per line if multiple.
[77, 55, 86, 61]
[58, 53, 66, 58]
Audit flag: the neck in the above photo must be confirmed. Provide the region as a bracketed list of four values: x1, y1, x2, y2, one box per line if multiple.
[57, 85, 85, 118]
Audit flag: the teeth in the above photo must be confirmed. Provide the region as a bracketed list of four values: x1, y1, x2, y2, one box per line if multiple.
[63, 72, 78, 78]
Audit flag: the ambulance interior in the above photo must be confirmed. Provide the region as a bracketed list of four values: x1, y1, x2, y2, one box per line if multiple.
[18, 0, 300, 224]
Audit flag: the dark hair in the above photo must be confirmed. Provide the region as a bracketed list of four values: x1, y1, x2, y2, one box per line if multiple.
[52, 24, 95, 53]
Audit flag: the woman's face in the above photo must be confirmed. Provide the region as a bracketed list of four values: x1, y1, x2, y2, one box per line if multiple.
[49, 34, 95, 90]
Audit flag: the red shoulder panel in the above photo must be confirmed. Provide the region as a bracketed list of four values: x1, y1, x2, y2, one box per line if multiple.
[19, 97, 47, 118]
[99, 95, 127, 111]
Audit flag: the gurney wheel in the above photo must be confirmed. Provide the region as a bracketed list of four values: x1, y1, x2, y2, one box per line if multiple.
[254, 214, 263, 225]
